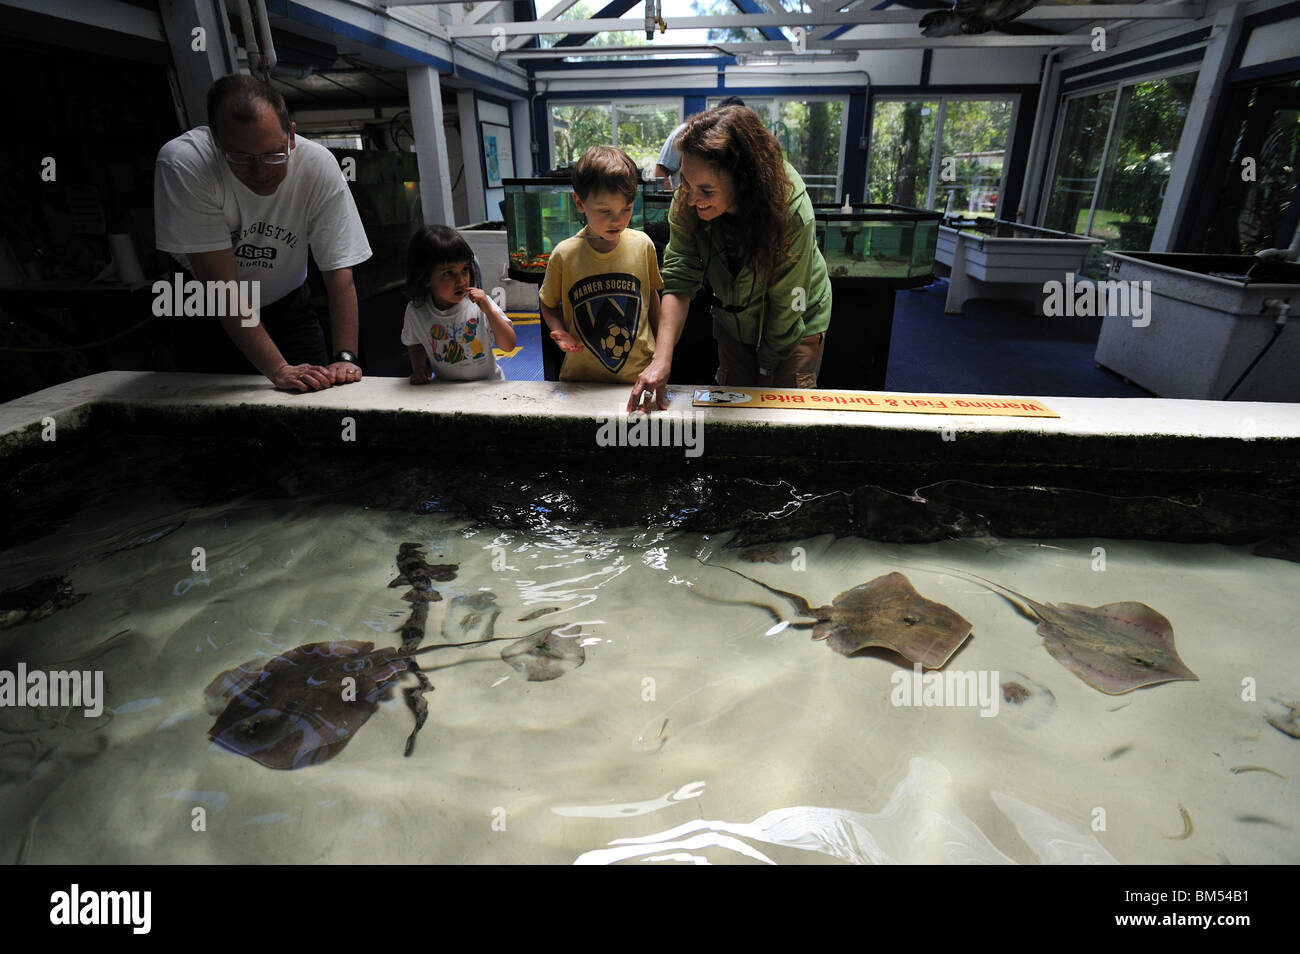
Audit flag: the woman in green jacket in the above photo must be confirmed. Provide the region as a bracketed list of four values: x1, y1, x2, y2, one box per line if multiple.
[628, 104, 831, 411]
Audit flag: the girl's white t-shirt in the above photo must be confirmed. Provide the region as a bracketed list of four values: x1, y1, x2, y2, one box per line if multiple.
[401, 297, 505, 381]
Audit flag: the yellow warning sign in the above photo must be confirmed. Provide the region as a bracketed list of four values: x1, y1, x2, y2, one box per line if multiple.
[692, 387, 1058, 417]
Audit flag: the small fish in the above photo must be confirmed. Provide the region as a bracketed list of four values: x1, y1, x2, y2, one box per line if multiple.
[517, 606, 562, 622]
[1104, 745, 1133, 760]
[103, 521, 184, 557]
[738, 544, 789, 565]
[0, 577, 86, 630]
[1229, 765, 1287, 779]
[1235, 815, 1290, 827]
[1001, 681, 1030, 705]
[1166, 804, 1193, 840]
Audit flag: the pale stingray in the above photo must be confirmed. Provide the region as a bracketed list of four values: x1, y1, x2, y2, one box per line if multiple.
[952, 569, 1197, 695]
[711, 564, 973, 670]
[502, 626, 586, 681]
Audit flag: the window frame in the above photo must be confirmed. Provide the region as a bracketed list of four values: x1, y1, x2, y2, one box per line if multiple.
[1042, 67, 1198, 238]
[707, 94, 851, 205]
[867, 93, 1021, 215]
[548, 99, 684, 173]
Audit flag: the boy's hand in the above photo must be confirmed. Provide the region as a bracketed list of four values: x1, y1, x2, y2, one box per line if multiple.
[409, 371, 430, 385]
[550, 330, 585, 353]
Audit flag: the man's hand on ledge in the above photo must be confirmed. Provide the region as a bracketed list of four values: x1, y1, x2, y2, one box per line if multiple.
[271, 363, 333, 392]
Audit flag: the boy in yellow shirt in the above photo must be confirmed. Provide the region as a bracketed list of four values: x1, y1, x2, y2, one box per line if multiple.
[539, 145, 662, 384]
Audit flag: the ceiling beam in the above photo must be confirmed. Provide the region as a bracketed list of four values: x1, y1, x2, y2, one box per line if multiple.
[464, 2, 506, 24]
[507, 0, 585, 48]
[505, 34, 1103, 57]
[449, 3, 1206, 37]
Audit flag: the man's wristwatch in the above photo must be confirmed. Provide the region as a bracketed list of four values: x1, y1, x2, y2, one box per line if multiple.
[333, 350, 358, 365]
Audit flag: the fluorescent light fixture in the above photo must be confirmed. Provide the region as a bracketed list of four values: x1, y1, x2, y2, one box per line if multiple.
[735, 51, 859, 65]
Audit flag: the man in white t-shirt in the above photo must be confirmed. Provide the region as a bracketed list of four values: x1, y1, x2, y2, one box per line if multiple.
[154, 75, 372, 391]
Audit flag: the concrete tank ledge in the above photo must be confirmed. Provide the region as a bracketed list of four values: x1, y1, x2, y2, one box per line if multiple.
[2, 371, 1299, 476]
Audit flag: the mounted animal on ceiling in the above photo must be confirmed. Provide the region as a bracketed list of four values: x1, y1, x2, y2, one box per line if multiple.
[919, 0, 1042, 37]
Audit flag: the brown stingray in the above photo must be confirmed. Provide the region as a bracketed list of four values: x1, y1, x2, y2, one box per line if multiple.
[710, 564, 973, 669]
[953, 569, 1198, 695]
[205, 636, 512, 770]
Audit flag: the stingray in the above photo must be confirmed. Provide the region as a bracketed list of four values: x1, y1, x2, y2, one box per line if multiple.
[707, 563, 973, 669]
[501, 626, 586, 681]
[441, 591, 500, 643]
[205, 636, 518, 770]
[949, 569, 1198, 695]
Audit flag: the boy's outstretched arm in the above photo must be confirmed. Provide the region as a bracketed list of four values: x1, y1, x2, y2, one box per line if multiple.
[540, 300, 584, 352]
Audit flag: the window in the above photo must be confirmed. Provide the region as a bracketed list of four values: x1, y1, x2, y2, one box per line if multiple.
[302, 133, 364, 151]
[867, 97, 1016, 215]
[1204, 77, 1300, 255]
[1044, 72, 1197, 249]
[708, 96, 847, 204]
[550, 102, 679, 175]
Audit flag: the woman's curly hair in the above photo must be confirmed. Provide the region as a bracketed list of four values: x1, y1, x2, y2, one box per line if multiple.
[671, 105, 791, 280]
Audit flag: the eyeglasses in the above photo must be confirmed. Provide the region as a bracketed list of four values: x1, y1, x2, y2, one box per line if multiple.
[222, 137, 292, 168]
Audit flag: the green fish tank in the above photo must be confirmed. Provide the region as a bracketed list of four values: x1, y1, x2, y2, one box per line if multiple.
[643, 191, 673, 267]
[813, 204, 943, 285]
[503, 178, 648, 282]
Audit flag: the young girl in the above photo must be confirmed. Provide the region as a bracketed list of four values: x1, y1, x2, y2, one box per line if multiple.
[401, 225, 516, 382]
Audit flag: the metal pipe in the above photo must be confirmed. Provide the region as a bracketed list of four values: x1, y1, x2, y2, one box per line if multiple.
[253, 0, 277, 74]
[238, 0, 261, 76]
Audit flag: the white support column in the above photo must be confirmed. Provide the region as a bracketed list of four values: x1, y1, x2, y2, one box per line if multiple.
[511, 99, 534, 178]
[1152, 4, 1245, 251]
[407, 66, 456, 227]
[158, 0, 239, 126]
[458, 88, 488, 223]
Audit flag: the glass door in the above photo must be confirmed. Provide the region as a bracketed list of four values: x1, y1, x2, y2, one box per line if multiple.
[1197, 78, 1300, 254]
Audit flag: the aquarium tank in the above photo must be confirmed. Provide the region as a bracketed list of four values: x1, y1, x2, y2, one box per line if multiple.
[503, 178, 648, 281]
[814, 204, 943, 282]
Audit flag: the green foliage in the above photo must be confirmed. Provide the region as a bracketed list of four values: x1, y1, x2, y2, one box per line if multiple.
[869, 99, 1012, 210]
[690, 0, 765, 42]
[542, 2, 646, 50]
